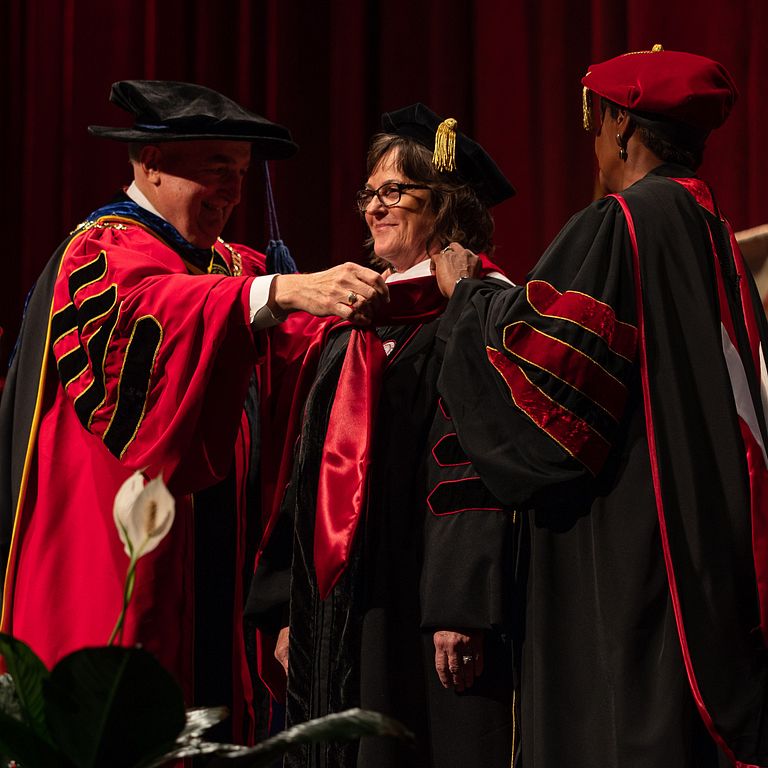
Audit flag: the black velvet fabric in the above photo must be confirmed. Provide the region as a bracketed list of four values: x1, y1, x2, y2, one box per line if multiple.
[88, 80, 298, 158]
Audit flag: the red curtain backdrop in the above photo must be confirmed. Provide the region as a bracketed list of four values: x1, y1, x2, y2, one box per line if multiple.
[1, 1, 765, 362]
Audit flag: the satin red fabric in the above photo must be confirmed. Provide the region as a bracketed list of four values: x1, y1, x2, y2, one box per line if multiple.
[312, 257, 503, 598]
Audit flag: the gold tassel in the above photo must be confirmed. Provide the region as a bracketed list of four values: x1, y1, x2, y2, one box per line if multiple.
[433, 118, 458, 172]
[582, 85, 593, 132]
[651, 43, 664, 52]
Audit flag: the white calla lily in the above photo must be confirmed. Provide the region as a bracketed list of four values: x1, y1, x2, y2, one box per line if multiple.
[110, 471, 175, 645]
[114, 472, 175, 561]
[113, 471, 147, 557]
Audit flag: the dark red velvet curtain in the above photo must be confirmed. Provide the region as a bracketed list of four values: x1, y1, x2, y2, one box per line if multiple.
[1, 1, 765, 362]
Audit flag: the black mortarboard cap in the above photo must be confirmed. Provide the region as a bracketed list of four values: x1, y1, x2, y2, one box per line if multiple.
[381, 103, 515, 207]
[88, 80, 298, 160]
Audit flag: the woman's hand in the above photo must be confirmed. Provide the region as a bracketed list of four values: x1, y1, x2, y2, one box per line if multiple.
[270, 262, 389, 322]
[275, 625, 290, 675]
[433, 629, 484, 692]
[430, 243, 480, 299]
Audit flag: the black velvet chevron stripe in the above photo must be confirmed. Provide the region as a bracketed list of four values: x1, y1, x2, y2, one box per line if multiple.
[505, 361, 620, 443]
[432, 432, 471, 467]
[103, 317, 162, 458]
[51, 253, 111, 353]
[73, 304, 121, 429]
[77, 286, 118, 332]
[68, 251, 107, 298]
[56, 346, 89, 387]
[427, 476, 503, 517]
[50, 303, 78, 345]
[504, 317, 634, 407]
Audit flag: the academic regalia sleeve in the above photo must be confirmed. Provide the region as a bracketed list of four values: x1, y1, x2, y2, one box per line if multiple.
[50, 224, 259, 495]
[437, 197, 638, 508]
[419, 393, 514, 630]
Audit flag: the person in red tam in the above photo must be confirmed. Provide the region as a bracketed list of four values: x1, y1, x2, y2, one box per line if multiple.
[431, 46, 768, 767]
[247, 104, 518, 767]
[0, 80, 388, 743]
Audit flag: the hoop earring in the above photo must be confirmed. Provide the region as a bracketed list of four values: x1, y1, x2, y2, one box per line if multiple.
[616, 133, 628, 161]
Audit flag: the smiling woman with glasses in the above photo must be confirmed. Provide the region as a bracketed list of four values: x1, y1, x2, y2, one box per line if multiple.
[248, 104, 518, 768]
[355, 181, 432, 213]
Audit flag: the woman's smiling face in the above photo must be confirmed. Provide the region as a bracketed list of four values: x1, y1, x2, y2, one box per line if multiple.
[363, 147, 437, 273]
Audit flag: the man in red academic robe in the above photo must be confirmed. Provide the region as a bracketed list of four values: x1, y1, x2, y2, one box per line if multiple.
[0, 80, 387, 741]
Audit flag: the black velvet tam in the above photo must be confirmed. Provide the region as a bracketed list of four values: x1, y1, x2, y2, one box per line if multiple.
[381, 102, 515, 207]
[88, 80, 298, 159]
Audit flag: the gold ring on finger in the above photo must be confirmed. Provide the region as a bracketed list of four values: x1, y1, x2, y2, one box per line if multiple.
[347, 291, 358, 305]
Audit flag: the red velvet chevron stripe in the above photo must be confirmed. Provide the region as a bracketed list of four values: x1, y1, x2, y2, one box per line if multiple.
[486, 345, 611, 475]
[525, 280, 637, 361]
[502, 321, 629, 422]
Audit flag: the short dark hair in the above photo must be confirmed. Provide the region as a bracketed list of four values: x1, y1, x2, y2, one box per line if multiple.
[601, 98, 704, 171]
[363, 133, 495, 265]
[128, 143, 146, 163]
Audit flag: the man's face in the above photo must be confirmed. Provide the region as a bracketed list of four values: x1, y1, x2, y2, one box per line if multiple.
[146, 140, 252, 248]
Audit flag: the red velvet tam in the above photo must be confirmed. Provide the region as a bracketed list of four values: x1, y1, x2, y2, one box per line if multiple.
[581, 44, 738, 142]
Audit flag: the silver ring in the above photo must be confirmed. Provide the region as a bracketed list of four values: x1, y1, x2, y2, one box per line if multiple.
[461, 655, 474, 664]
[347, 291, 358, 305]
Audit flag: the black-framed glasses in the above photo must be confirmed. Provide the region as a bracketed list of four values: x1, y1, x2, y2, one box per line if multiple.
[355, 182, 431, 213]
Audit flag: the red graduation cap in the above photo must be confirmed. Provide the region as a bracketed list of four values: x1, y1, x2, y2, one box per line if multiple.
[581, 44, 738, 138]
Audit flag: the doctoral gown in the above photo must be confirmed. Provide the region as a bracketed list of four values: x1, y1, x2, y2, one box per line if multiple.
[0, 200, 267, 739]
[249, 275, 518, 768]
[436, 165, 768, 767]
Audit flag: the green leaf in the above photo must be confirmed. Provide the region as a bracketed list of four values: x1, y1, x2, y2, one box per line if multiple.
[155, 708, 414, 768]
[0, 632, 52, 740]
[44, 646, 186, 768]
[178, 706, 230, 740]
[0, 708, 71, 768]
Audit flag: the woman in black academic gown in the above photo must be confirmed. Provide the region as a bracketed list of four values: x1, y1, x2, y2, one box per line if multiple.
[248, 104, 519, 768]
[431, 47, 768, 768]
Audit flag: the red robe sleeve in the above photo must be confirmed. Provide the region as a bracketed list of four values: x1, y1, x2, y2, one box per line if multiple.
[50, 222, 262, 494]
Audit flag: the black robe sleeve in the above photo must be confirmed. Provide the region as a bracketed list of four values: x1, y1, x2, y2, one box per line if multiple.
[419, 392, 515, 630]
[436, 197, 638, 508]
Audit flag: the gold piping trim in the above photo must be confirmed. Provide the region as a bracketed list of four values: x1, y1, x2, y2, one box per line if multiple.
[102, 315, 163, 458]
[69, 286, 119, 408]
[511, 689, 516, 767]
[526, 281, 636, 362]
[78, 284, 118, 335]
[503, 320, 627, 394]
[583, 86, 593, 132]
[620, 43, 664, 57]
[75, 302, 123, 429]
[57, 346, 89, 389]
[70, 250, 108, 301]
[1, 237, 79, 630]
[51, 302, 76, 348]
[486, 345, 609, 465]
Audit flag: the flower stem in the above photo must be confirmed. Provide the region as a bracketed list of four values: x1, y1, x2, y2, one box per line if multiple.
[108, 558, 138, 645]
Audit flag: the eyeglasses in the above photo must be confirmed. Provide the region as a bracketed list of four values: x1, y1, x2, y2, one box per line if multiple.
[355, 182, 431, 213]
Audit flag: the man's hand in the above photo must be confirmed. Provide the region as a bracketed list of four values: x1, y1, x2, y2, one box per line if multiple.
[275, 625, 290, 675]
[270, 262, 389, 323]
[430, 243, 480, 299]
[433, 629, 484, 692]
